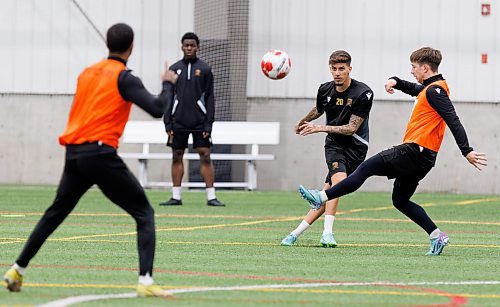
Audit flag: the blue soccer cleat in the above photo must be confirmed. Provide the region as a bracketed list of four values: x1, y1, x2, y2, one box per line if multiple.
[298, 185, 324, 210]
[426, 231, 449, 256]
[281, 234, 297, 246]
[320, 233, 337, 248]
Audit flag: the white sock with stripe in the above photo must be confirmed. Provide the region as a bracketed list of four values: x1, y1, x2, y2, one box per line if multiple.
[322, 215, 335, 235]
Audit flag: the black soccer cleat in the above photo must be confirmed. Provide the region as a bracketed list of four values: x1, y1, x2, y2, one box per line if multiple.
[207, 198, 225, 207]
[159, 198, 183, 206]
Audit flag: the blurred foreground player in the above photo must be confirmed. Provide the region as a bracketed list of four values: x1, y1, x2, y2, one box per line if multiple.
[4, 23, 178, 296]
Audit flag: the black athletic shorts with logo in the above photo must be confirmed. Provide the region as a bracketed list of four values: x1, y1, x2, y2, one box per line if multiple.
[167, 131, 212, 150]
[324, 145, 364, 184]
[378, 143, 437, 181]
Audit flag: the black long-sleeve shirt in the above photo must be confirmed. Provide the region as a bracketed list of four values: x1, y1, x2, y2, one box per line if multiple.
[115, 57, 173, 118]
[391, 74, 473, 156]
[163, 57, 215, 133]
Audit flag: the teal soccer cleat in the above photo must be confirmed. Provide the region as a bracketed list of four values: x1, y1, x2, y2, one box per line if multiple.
[298, 185, 323, 210]
[426, 231, 449, 255]
[320, 233, 337, 248]
[281, 234, 297, 246]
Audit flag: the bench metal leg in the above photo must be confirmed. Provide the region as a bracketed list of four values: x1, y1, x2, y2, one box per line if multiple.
[246, 160, 257, 190]
[138, 159, 148, 188]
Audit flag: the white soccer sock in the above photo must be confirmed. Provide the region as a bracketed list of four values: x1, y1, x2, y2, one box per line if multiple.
[429, 228, 441, 239]
[172, 186, 182, 200]
[322, 215, 335, 235]
[319, 191, 328, 202]
[206, 187, 216, 200]
[12, 263, 25, 276]
[291, 220, 310, 237]
[138, 273, 154, 286]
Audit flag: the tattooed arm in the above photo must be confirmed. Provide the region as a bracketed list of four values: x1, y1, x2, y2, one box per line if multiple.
[298, 114, 365, 136]
[294, 106, 323, 134]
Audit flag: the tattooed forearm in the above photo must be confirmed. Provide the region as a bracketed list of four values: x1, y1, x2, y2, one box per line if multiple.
[300, 107, 323, 123]
[321, 115, 365, 135]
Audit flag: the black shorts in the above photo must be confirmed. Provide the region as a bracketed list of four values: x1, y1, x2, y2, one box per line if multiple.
[324, 146, 364, 184]
[167, 131, 212, 150]
[378, 143, 436, 180]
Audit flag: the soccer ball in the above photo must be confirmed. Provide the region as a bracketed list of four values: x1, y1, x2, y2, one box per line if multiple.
[261, 50, 291, 80]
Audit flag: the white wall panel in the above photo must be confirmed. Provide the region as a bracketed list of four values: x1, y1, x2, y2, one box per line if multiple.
[0, 0, 15, 91]
[496, 1, 500, 101]
[1, 0, 497, 101]
[248, 0, 499, 102]
[0, 0, 194, 94]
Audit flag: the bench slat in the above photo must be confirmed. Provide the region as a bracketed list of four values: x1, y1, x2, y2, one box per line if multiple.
[122, 121, 280, 145]
[147, 181, 253, 188]
[119, 153, 275, 161]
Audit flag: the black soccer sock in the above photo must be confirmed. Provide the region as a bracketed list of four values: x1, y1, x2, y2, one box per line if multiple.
[324, 154, 388, 200]
[393, 200, 438, 235]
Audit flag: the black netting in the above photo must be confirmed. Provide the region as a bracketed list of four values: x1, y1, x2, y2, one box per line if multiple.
[188, 0, 250, 186]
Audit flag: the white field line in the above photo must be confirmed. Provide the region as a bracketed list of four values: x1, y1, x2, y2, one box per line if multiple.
[37, 280, 500, 307]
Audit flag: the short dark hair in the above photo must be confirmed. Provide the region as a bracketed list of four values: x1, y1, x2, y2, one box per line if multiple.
[106, 23, 134, 53]
[410, 47, 442, 72]
[329, 50, 351, 66]
[181, 32, 200, 46]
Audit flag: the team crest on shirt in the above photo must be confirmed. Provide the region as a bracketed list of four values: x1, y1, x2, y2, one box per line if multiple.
[366, 92, 372, 99]
[176, 69, 182, 75]
[331, 162, 339, 170]
[195, 69, 201, 76]
[435, 88, 441, 94]
[346, 98, 353, 106]
[327, 96, 331, 103]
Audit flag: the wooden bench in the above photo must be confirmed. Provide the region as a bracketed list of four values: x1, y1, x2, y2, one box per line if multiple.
[119, 121, 280, 190]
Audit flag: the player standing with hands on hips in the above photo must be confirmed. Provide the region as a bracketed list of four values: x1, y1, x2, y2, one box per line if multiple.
[299, 47, 487, 255]
[4, 23, 177, 297]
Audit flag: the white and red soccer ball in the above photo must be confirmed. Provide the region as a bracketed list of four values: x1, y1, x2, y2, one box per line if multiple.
[261, 49, 291, 80]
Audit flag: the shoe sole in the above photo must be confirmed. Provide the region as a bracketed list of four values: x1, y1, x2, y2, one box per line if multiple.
[4, 278, 21, 292]
[298, 186, 310, 200]
[298, 186, 321, 209]
[427, 244, 447, 255]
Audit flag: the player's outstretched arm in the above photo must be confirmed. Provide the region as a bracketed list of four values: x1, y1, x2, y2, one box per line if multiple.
[465, 151, 487, 171]
[119, 61, 177, 118]
[385, 77, 424, 97]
